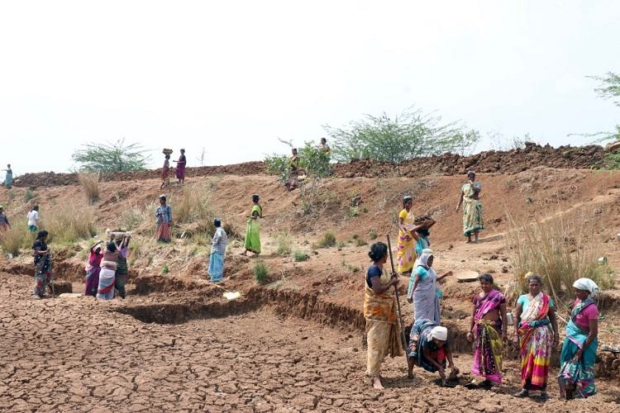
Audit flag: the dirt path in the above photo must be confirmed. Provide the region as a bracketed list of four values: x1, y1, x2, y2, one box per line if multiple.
[1, 273, 618, 412]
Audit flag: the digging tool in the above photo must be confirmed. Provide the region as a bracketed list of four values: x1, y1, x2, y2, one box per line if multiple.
[386, 235, 408, 351]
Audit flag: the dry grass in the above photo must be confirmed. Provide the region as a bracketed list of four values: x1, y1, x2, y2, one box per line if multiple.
[0, 218, 33, 256]
[43, 204, 97, 243]
[78, 172, 100, 204]
[505, 208, 615, 305]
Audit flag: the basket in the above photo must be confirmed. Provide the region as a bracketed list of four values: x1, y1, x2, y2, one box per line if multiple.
[163, 148, 173, 155]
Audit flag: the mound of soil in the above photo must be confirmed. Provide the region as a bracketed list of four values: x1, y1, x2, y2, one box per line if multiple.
[12, 143, 605, 188]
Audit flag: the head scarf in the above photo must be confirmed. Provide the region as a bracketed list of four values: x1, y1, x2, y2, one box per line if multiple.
[418, 249, 433, 267]
[430, 326, 448, 341]
[573, 278, 600, 297]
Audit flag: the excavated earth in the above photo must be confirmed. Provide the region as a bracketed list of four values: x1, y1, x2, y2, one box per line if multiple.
[12, 143, 606, 188]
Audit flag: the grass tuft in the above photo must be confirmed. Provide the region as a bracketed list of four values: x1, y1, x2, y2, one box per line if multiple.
[78, 172, 100, 204]
[293, 251, 310, 262]
[254, 260, 269, 284]
[316, 231, 337, 249]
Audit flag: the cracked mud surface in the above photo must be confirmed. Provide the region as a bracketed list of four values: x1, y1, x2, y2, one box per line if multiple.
[1, 273, 619, 412]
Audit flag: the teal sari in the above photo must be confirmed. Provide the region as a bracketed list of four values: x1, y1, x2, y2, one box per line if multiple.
[558, 299, 597, 398]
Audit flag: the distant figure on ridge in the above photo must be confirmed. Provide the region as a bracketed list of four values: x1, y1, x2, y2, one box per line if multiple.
[3, 164, 13, 189]
[161, 154, 171, 190]
[456, 170, 484, 243]
[318, 137, 331, 156]
[174, 148, 187, 185]
[27, 205, 40, 233]
[287, 148, 300, 191]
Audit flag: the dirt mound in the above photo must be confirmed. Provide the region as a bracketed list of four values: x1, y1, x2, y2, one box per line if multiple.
[13, 143, 605, 188]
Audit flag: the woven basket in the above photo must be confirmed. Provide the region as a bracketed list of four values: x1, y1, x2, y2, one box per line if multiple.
[163, 148, 173, 155]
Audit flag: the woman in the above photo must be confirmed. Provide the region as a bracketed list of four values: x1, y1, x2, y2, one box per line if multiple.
[84, 241, 104, 297]
[364, 242, 402, 389]
[32, 230, 51, 299]
[114, 236, 130, 299]
[208, 218, 228, 283]
[160, 155, 171, 189]
[407, 319, 459, 381]
[174, 149, 187, 185]
[467, 274, 507, 388]
[243, 194, 262, 256]
[407, 250, 452, 324]
[318, 137, 331, 156]
[514, 274, 559, 399]
[155, 195, 172, 243]
[456, 171, 484, 243]
[287, 148, 300, 191]
[0, 205, 10, 232]
[414, 218, 435, 258]
[396, 196, 426, 275]
[3, 164, 12, 189]
[97, 242, 120, 300]
[27, 205, 40, 233]
[558, 278, 600, 400]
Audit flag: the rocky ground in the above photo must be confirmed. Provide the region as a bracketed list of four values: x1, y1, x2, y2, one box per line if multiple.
[1, 272, 619, 413]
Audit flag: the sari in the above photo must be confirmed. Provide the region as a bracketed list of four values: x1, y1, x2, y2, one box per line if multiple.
[176, 155, 186, 180]
[472, 290, 505, 384]
[396, 209, 416, 274]
[84, 250, 103, 297]
[114, 247, 129, 299]
[558, 299, 598, 398]
[33, 240, 52, 297]
[364, 265, 403, 376]
[407, 319, 447, 372]
[462, 182, 484, 237]
[244, 204, 262, 254]
[156, 205, 172, 243]
[407, 254, 440, 324]
[518, 293, 553, 390]
[4, 170, 12, 188]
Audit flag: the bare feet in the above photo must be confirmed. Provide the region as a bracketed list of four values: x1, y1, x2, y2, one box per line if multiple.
[407, 371, 414, 380]
[371, 376, 384, 390]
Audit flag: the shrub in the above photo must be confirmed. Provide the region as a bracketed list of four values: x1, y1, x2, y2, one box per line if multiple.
[161, 265, 169, 275]
[505, 209, 615, 304]
[277, 231, 292, 256]
[78, 172, 100, 204]
[0, 218, 31, 256]
[369, 229, 378, 240]
[24, 189, 37, 202]
[316, 231, 337, 248]
[254, 261, 269, 284]
[293, 251, 310, 262]
[355, 237, 368, 247]
[43, 204, 97, 244]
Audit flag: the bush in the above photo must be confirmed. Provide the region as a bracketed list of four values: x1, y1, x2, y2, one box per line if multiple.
[0, 218, 32, 256]
[355, 237, 368, 247]
[293, 251, 310, 262]
[505, 210, 615, 303]
[254, 261, 269, 284]
[24, 189, 37, 202]
[277, 231, 292, 256]
[43, 204, 97, 244]
[369, 229, 378, 240]
[78, 172, 100, 204]
[161, 265, 169, 275]
[316, 231, 337, 248]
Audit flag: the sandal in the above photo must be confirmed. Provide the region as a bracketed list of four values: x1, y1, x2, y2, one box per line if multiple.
[513, 389, 530, 398]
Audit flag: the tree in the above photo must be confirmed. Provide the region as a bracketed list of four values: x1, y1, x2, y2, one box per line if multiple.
[72, 138, 150, 172]
[591, 72, 620, 142]
[323, 107, 480, 163]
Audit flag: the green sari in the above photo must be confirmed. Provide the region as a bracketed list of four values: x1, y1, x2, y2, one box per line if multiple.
[244, 204, 262, 253]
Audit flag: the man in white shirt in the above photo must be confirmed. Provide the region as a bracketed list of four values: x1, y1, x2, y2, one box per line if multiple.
[27, 205, 40, 233]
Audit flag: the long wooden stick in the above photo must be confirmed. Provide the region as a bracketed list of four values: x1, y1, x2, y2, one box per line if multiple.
[387, 235, 408, 351]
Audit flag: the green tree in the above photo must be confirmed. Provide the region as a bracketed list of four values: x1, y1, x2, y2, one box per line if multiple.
[591, 72, 620, 142]
[72, 138, 150, 172]
[323, 107, 480, 163]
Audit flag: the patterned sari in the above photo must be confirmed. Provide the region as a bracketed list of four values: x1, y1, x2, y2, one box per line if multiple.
[364, 268, 403, 376]
[407, 319, 447, 372]
[396, 209, 416, 274]
[462, 182, 484, 237]
[244, 205, 262, 254]
[472, 290, 505, 384]
[33, 240, 52, 297]
[518, 293, 553, 390]
[558, 299, 598, 398]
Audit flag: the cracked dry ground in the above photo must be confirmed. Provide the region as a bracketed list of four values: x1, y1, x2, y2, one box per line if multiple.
[1, 273, 619, 413]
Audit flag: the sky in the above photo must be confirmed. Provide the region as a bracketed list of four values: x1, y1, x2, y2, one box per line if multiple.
[1, 0, 619, 175]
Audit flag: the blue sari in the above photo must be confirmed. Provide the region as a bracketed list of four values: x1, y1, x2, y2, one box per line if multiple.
[407, 319, 448, 373]
[558, 299, 598, 398]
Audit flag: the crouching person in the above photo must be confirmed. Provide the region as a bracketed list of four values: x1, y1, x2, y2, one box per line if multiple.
[407, 319, 459, 381]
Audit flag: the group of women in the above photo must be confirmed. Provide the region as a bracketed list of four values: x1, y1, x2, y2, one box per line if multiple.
[160, 149, 187, 189]
[84, 235, 131, 300]
[364, 173, 601, 399]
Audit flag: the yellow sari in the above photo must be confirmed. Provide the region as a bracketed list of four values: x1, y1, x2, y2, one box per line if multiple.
[397, 208, 416, 274]
[364, 267, 403, 376]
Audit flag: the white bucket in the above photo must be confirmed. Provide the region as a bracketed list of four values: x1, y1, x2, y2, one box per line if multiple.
[6, 253, 13, 259]
[598, 257, 608, 265]
[506, 312, 515, 326]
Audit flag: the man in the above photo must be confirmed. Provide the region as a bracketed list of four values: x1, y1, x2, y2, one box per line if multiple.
[0, 205, 10, 232]
[27, 205, 40, 233]
[208, 218, 228, 283]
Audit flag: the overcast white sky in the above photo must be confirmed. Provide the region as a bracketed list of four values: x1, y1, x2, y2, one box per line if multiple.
[1, 0, 619, 175]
